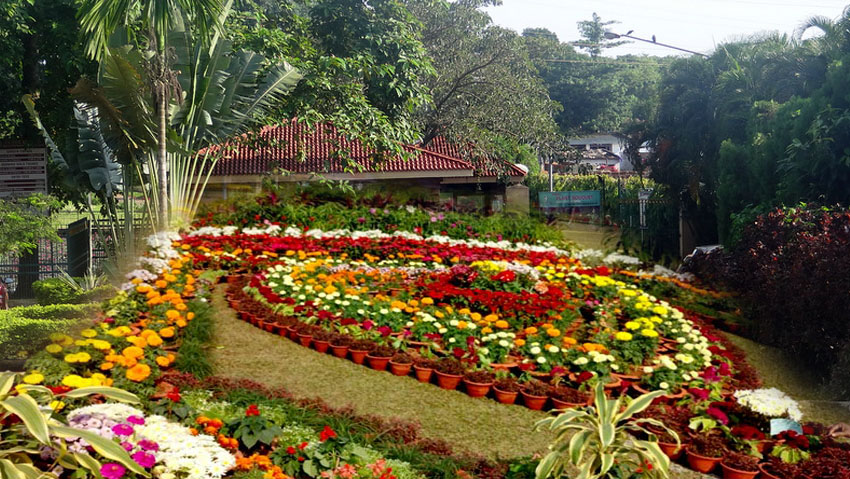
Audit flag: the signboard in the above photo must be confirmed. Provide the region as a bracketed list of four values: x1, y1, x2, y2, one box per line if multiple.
[0, 148, 48, 198]
[538, 190, 601, 209]
[638, 188, 654, 229]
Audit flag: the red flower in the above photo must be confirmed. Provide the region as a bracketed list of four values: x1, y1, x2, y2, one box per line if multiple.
[491, 270, 516, 282]
[731, 425, 766, 441]
[576, 371, 594, 383]
[706, 407, 729, 425]
[298, 442, 308, 450]
[245, 405, 260, 417]
[319, 425, 337, 442]
[166, 391, 182, 402]
[287, 446, 297, 454]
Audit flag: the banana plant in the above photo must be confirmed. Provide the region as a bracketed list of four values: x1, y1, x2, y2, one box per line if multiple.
[0, 372, 148, 478]
[534, 381, 679, 479]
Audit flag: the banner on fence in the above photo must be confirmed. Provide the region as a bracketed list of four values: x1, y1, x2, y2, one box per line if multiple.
[0, 148, 47, 198]
[538, 190, 601, 209]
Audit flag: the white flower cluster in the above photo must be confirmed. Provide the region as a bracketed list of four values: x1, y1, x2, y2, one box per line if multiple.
[603, 252, 641, 266]
[146, 231, 182, 259]
[67, 404, 235, 479]
[734, 388, 803, 421]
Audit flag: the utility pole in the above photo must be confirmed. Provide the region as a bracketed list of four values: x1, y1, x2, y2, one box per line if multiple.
[603, 31, 708, 57]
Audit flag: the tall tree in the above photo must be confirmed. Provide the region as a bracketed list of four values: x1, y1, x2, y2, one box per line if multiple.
[575, 12, 627, 58]
[77, 0, 223, 226]
[402, 0, 560, 155]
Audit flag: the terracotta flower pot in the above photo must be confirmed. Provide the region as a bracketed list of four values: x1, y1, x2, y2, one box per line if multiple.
[313, 340, 330, 353]
[493, 387, 519, 405]
[551, 396, 591, 410]
[658, 441, 685, 460]
[297, 333, 312, 348]
[330, 345, 349, 359]
[720, 463, 759, 479]
[366, 355, 391, 371]
[349, 349, 369, 365]
[389, 361, 412, 376]
[521, 390, 548, 410]
[489, 361, 518, 372]
[227, 300, 240, 309]
[463, 379, 493, 398]
[434, 371, 463, 390]
[758, 463, 780, 479]
[685, 449, 722, 473]
[288, 327, 299, 341]
[264, 322, 276, 333]
[413, 365, 433, 383]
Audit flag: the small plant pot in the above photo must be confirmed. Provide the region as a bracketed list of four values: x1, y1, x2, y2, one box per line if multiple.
[227, 300, 240, 309]
[463, 379, 493, 398]
[685, 449, 721, 473]
[366, 355, 391, 371]
[658, 441, 685, 460]
[263, 322, 276, 333]
[521, 390, 548, 410]
[297, 333, 313, 348]
[758, 463, 780, 479]
[288, 327, 299, 341]
[434, 371, 463, 390]
[493, 387, 519, 405]
[313, 340, 330, 354]
[389, 361, 412, 376]
[489, 361, 518, 372]
[226, 274, 242, 284]
[330, 345, 349, 359]
[720, 463, 759, 479]
[276, 325, 288, 337]
[550, 397, 591, 410]
[413, 366, 433, 383]
[349, 349, 369, 365]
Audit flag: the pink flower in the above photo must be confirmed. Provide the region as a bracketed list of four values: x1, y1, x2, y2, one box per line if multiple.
[100, 463, 125, 479]
[126, 415, 145, 425]
[688, 388, 710, 401]
[706, 407, 729, 425]
[112, 424, 134, 436]
[131, 451, 156, 468]
[335, 463, 357, 479]
[368, 459, 388, 476]
[137, 439, 159, 452]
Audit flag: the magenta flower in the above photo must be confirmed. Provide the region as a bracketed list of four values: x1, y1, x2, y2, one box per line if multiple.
[137, 439, 159, 451]
[100, 463, 125, 479]
[112, 424, 134, 436]
[120, 441, 133, 451]
[126, 415, 145, 425]
[688, 388, 710, 401]
[131, 451, 156, 468]
[706, 406, 729, 425]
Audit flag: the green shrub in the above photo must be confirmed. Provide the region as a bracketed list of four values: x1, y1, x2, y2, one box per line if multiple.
[32, 278, 80, 305]
[0, 303, 95, 358]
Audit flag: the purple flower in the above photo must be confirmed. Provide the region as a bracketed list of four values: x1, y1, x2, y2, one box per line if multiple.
[131, 451, 156, 468]
[430, 216, 437, 222]
[112, 424, 134, 436]
[100, 463, 126, 479]
[120, 441, 134, 452]
[437, 213, 445, 220]
[126, 415, 145, 425]
[369, 208, 377, 214]
[137, 439, 159, 452]
[357, 217, 365, 223]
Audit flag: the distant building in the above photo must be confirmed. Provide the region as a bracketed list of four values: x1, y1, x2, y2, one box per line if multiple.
[203, 120, 529, 213]
[568, 133, 635, 173]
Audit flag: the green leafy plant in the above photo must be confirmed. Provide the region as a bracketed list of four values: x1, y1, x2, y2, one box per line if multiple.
[225, 404, 283, 449]
[0, 372, 148, 478]
[534, 381, 677, 479]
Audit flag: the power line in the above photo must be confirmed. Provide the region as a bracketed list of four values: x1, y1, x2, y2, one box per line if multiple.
[541, 58, 666, 66]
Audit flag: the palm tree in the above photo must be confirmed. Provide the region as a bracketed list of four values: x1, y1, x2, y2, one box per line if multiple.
[794, 5, 850, 59]
[77, 0, 223, 227]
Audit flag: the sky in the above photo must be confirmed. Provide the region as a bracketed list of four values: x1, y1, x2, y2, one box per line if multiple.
[483, 0, 850, 57]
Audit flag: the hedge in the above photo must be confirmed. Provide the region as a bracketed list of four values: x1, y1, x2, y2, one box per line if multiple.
[0, 303, 97, 358]
[32, 278, 115, 305]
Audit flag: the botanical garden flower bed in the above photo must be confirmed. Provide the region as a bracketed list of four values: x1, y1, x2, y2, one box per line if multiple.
[8, 202, 848, 479]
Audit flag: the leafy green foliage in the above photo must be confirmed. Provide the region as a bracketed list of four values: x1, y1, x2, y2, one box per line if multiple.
[0, 304, 97, 358]
[0, 194, 61, 256]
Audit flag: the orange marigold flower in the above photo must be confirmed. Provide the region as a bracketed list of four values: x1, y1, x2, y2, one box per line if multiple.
[495, 320, 510, 329]
[100, 362, 114, 371]
[159, 327, 175, 338]
[125, 363, 151, 382]
[189, 427, 199, 436]
[155, 356, 171, 367]
[122, 346, 145, 359]
[196, 416, 210, 425]
[146, 334, 163, 347]
[524, 327, 538, 335]
[165, 310, 180, 320]
[136, 284, 151, 294]
[547, 328, 561, 337]
[155, 280, 168, 289]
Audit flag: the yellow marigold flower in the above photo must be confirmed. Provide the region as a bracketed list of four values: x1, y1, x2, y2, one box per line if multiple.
[481, 327, 493, 334]
[652, 306, 668, 316]
[458, 308, 470, 315]
[80, 329, 98, 338]
[122, 346, 145, 359]
[421, 297, 434, 305]
[126, 363, 152, 382]
[408, 299, 419, 307]
[62, 374, 84, 388]
[175, 302, 188, 311]
[562, 336, 578, 346]
[615, 332, 633, 341]
[495, 320, 510, 329]
[127, 336, 148, 348]
[86, 339, 111, 350]
[484, 314, 498, 323]
[176, 318, 187, 328]
[146, 334, 163, 347]
[186, 312, 196, 320]
[514, 339, 526, 347]
[155, 355, 171, 367]
[45, 344, 63, 354]
[435, 311, 445, 319]
[165, 310, 180, 320]
[74, 340, 88, 347]
[470, 312, 482, 322]
[641, 329, 659, 338]
[524, 327, 538, 335]
[136, 284, 151, 294]
[457, 320, 468, 330]
[445, 306, 453, 314]
[547, 328, 561, 337]
[159, 327, 175, 338]
[23, 372, 44, 384]
[49, 400, 66, 412]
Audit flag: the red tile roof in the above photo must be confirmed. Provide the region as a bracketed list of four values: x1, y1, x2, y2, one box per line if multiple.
[209, 120, 526, 178]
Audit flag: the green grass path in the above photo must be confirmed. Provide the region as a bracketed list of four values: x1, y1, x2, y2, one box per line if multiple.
[207, 289, 553, 460]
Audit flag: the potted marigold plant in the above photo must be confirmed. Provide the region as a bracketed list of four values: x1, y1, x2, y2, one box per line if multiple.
[388, 352, 413, 376]
[493, 376, 521, 404]
[686, 433, 725, 473]
[434, 358, 464, 390]
[366, 344, 396, 371]
[720, 451, 760, 479]
[535, 381, 675, 479]
[463, 370, 495, 398]
[520, 379, 550, 410]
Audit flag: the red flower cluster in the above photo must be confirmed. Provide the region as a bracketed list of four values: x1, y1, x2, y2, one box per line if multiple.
[776, 430, 811, 450]
[245, 404, 261, 417]
[319, 425, 337, 442]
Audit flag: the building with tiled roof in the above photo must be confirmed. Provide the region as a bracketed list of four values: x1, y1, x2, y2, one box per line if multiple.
[204, 120, 530, 213]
